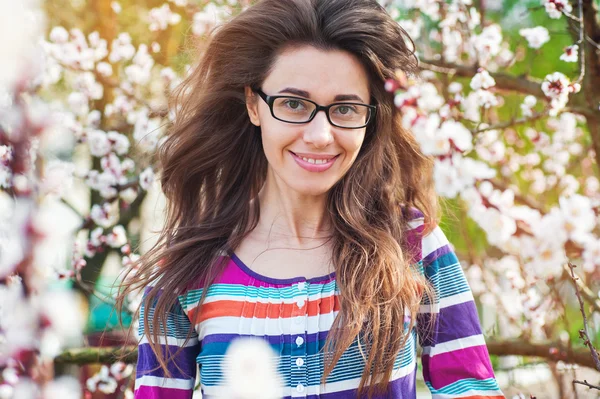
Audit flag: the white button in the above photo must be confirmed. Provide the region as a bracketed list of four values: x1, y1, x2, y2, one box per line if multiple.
[296, 357, 304, 367]
[295, 336, 304, 346]
[296, 299, 305, 308]
[297, 282, 306, 291]
[295, 316, 303, 324]
[296, 383, 305, 393]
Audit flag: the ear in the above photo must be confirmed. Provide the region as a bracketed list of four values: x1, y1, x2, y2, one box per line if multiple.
[244, 86, 261, 127]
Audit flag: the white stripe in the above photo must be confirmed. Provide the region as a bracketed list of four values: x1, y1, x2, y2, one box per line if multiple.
[431, 388, 504, 398]
[421, 226, 449, 259]
[138, 334, 199, 348]
[197, 311, 340, 339]
[421, 334, 487, 356]
[198, 287, 338, 306]
[407, 218, 424, 230]
[200, 360, 416, 397]
[418, 291, 474, 314]
[134, 375, 195, 390]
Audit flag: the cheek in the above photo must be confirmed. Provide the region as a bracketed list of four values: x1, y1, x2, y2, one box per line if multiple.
[341, 133, 366, 159]
[259, 123, 293, 160]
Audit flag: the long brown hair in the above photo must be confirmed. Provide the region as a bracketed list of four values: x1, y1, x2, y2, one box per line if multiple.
[118, 0, 439, 397]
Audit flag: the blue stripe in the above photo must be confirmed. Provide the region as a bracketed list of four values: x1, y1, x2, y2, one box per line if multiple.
[425, 377, 501, 394]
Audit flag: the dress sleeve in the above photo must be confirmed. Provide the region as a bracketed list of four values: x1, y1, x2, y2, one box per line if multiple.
[415, 225, 505, 398]
[134, 286, 201, 399]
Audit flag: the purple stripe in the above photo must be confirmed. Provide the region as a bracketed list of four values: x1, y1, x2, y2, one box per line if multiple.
[281, 367, 416, 399]
[136, 343, 199, 379]
[201, 330, 330, 346]
[403, 206, 424, 220]
[422, 244, 452, 267]
[134, 385, 192, 399]
[417, 300, 482, 347]
[404, 225, 424, 264]
[228, 250, 336, 285]
[422, 344, 495, 388]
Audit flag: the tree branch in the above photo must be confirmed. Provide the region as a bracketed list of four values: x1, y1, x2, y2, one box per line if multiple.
[486, 338, 600, 370]
[419, 59, 544, 98]
[485, 178, 546, 213]
[54, 346, 137, 366]
[471, 111, 549, 135]
[573, 379, 600, 390]
[567, 262, 600, 372]
[562, 264, 600, 314]
[56, 338, 600, 370]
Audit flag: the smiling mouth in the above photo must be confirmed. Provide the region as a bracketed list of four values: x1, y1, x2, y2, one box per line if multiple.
[289, 151, 339, 164]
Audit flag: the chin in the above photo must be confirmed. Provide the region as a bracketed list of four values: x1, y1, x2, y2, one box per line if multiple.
[287, 178, 334, 197]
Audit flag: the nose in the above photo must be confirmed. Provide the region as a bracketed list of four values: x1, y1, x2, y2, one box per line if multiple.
[303, 110, 334, 148]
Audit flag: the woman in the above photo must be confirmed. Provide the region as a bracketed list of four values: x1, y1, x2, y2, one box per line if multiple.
[120, 0, 504, 398]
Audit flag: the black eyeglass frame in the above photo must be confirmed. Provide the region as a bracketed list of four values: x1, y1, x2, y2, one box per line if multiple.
[252, 88, 377, 129]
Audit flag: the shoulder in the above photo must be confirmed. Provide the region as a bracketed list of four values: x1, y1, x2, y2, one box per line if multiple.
[401, 206, 427, 264]
[401, 206, 452, 267]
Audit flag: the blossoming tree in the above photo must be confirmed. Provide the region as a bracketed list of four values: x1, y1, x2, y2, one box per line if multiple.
[1, 0, 599, 397]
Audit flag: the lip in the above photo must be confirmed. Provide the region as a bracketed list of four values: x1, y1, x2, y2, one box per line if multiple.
[290, 151, 339, 172]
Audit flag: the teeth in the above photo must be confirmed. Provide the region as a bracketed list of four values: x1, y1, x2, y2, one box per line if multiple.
[300, 156, 332, 164]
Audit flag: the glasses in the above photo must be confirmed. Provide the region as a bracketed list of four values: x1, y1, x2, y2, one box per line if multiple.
[252, 88, 376, 129]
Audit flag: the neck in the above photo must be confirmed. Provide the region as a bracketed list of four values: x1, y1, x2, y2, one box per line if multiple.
[255, 169, 333, 248]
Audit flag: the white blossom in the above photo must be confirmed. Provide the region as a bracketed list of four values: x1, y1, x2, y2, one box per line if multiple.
[542, 0, 572, 19]
[470, 69, 496, 90]
[439, 120, 473, 152]
[43, 377, 81, 399]
[148, 4, 181, 32]
[124, 44, 154, 85]
[582, 240, 600, 272]
[519, 27, 550, 49]
[433, 154, 496, 198]
[192, 3, 229, 36]
[111, 1, 122, 14]
[558, 194, 597, 244]
[109, 33, 135, 63]
[86, 365, 118, 394]
[120, 187, 138, 204]
[0, 145, 13, 189]
[90, 203, 118, 228]
[542, 72, 574, 116]
[469, 24, 503, 64]
[49, 26, 69, 43]
[479, 207, 517, 246]
[416, 82, 445, 111]
[221, 337, 284, 399]
[106, 225, 127, 248]
[87, 130, 111, 157]
[90, 227, 104, 247]
[107, 131, 130, 155]
[399, 19, 423, 40]
[96, 61, 113, 77]
[41, 160, 75, 197]
[528, 240, 567, 278]
[560, 44, 578, 62]
[0, 0, 45, 91]
[133, 112, 162, 151]
[139, 167, 155, 190]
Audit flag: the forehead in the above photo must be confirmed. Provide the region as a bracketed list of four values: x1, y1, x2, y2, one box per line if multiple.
[262, 45, 371, 102]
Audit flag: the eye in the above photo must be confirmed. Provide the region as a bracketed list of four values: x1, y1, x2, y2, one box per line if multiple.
[283, 99, 306, 110]
[335, 105, 357, 115]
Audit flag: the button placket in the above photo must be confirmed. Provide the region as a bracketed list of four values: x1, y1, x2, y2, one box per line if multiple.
[290, 280, 308, 397]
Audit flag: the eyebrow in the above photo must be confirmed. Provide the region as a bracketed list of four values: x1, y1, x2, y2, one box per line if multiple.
[277, 87, 366, 103]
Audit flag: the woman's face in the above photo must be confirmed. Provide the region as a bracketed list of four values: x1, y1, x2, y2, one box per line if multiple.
[245, 45, 371, 197]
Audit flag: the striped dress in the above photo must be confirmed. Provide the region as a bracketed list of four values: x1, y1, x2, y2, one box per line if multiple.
[134, 211, 505, 398]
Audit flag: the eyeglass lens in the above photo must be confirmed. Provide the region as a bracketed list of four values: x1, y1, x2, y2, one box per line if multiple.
[272, 97, 370, 128]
